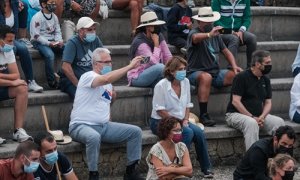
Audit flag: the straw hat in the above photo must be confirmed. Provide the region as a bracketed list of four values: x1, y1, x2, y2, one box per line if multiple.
[192, 7, 221, 22]
[189, 113, 204, 130]
[49, 130, 72, 145]
[136, 11, 165, 29]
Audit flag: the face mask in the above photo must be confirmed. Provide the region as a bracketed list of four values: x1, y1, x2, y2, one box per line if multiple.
[0, 44, 14, 52]
[261, 64, 272, 75]
[24, 158, 40, 173]
[100, 65, 112, 75]
[175, 70, 186, 81]
[172, 132, 182, 143]
[151, 26, 161, 35]
[276, 145, 293, 156]
[84, 33, 96, 43]
[282, 170, 294, 180]
[46, 4, 57, 12]
[203, 24, 213, 33]
[44, 150, 58, 165]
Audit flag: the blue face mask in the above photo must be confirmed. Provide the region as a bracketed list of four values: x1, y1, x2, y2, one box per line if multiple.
[175, 70, 186, 81]
[0, 44, 14, 52]
[84, 33, 96, 43]
[100, 65, 112, 75]
[44, 150, 58, 165]
[24, 157, 40, 173]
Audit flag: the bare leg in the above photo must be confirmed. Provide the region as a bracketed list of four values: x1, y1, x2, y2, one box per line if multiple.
[8, 85, 28, 129]
[197, 72, 212, 102]
[55, 0, 64, 21]
[223, 70, 235, 86]
[112, 0, 141, 32]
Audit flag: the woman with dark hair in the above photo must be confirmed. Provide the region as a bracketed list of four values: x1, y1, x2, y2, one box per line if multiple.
[146, 117, 193, 180]
[268, 153, 296, 180]
[127, 11, 172, 88]
[0, 0, 43, 92]
[150, 56, 214, 178]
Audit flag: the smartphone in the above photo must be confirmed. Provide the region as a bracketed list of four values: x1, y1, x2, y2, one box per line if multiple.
[218, 28, 232, 34]
[141, 56, 150, 64]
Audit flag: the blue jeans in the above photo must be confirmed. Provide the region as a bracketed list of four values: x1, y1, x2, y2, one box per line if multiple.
[14, 40, 34, 81]
[32, 42, 64, 83]
[150, 118, 211, 172]
[293, 67, 300, 77]
[131, 63, 164, 88]
[69, 122, 142, 171]
[59, 77, 76, 99]
[292, 111, 300, 123]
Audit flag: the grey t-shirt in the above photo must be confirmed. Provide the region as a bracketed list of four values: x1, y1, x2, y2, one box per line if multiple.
[60, 35, 103, 80]
[186, 28, 226, 76]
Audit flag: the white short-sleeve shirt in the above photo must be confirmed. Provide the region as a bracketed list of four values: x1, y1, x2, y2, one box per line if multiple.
[70, 71, 112, 126]
[0, 50, 16, 73]
[151, 78, 193, 120]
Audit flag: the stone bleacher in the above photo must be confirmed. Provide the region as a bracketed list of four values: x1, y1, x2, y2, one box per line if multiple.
[1, 6, 300, 179]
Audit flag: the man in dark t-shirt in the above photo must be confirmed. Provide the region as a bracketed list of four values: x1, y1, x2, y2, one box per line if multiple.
[233, 125, 295, 180]
[187, 7, 242, 127]
[34, 132, 78, 180]
[226, 50, 285, 150]
[59, 17, 103, 99]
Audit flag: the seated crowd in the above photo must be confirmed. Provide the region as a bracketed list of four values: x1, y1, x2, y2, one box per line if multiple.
[0, 0, 300, 179]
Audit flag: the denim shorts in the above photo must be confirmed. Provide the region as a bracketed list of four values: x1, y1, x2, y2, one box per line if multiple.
[188, 69, 228, 88]
[0, 87, 10, 101]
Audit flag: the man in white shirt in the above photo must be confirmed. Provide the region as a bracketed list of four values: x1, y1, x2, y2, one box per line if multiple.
[0, 24, 32, 143]
[69, 48, 144, 180]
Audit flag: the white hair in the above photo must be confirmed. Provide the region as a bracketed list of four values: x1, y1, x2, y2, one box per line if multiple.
[92, 48, 111, 64]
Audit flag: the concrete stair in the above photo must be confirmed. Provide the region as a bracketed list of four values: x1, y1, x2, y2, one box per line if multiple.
[2, 6, 300, 179]
[0, 78, 294, 138]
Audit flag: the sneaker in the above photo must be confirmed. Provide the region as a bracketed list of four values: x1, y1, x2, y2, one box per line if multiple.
[28, 80, 43, 93]
[13, 128, 33, 142]
[203, 170, 214, 178]
[89, 171, 99, 180]
[0, 137, 6, 145]
[123, 172, 145, 180]
[19, 38, 33, 48]
[200, 113, 216, 127]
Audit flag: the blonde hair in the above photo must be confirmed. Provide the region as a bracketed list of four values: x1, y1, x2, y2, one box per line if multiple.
[268, 154, 296, 177]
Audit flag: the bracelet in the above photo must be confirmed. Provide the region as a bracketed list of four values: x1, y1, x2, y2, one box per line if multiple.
[207, 33, 210, 38]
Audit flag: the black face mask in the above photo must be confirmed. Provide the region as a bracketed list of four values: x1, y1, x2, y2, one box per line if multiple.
[46, 4, 57, 13]
[152, 26, 161, 35]
[282, 170, 294, 180]
[276, 145, 294, 156]
[203, 24, 213, 33]
[261, 64, 272, 74]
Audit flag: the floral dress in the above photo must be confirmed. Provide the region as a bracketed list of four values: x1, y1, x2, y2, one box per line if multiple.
[146, 142, 188, 180]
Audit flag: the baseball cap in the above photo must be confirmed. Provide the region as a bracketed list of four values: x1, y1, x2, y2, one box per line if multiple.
[76, 17, 100, 30]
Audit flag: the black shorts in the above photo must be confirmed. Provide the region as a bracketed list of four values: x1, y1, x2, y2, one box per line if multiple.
[0, 87, 10, 101]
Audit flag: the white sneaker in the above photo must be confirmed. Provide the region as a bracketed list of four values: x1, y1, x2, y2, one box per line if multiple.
[28, 80, 43, 93]
[19, 38, 33, 48]
[0, 137, 6, 145]
[13, 128, 33, 142]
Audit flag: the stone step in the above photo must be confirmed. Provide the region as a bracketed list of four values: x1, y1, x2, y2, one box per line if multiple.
[1, 121, 300, 178]
[73, 7, 300, 45]
[18, 41, 299, 86]
[0, 77, 293, 138]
